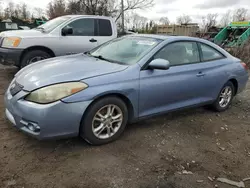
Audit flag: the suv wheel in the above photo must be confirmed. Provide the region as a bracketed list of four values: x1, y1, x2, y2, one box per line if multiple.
[20, 50, 51, 68]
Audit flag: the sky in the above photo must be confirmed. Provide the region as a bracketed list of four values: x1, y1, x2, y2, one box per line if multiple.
[2, 0, 250, 23]
[145, 0, 250, 22]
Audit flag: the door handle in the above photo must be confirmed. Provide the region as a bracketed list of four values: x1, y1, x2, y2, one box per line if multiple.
[196, 72, 206, 77]
[89, 38, 97, 42]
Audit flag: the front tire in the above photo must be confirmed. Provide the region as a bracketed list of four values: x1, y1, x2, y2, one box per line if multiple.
[212, 81, 235, 112]
[20, 50, 51, 68]
[80, 97, 128, 145]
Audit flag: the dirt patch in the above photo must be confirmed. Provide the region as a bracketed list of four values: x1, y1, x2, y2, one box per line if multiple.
[0, 67, 250, 188]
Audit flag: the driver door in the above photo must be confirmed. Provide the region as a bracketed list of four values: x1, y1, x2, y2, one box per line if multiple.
[139, 41, 207, 117]
[58, 18, 98, 56]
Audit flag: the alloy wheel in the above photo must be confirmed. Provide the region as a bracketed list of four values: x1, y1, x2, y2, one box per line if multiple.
[92, 104, 123, 139]
[219, 86, 232, 108]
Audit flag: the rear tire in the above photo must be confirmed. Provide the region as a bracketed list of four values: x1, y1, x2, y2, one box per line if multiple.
[212, 81, 235, 112]
[80, 97, 128, 145]
[20, 50, 51, 69]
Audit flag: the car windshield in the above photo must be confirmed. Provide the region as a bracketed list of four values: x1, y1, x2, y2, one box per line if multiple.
[90, 37, 162, 65]
[34, 16, 72, 32]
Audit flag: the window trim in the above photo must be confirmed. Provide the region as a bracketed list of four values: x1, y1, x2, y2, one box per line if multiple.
[141, 40, 202, 70]
[198, 42, 226, 62]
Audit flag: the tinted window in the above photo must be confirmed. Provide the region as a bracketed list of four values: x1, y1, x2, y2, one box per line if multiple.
[154, 42, 200, 66]
[98, 19, 112, 36]
[66, 18, 94, 36]
[200, 43, 224, 61]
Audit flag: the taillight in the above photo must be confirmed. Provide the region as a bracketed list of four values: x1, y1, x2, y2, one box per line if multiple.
[241, 62, 248, 70]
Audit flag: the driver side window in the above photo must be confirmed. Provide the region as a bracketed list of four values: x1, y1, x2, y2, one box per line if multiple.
[154, 41, 200, 66]
[64, 18, 95, 36]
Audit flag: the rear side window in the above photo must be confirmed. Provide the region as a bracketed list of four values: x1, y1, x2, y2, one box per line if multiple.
[98, 19, 112, 36]
[200, 43, 225, 61]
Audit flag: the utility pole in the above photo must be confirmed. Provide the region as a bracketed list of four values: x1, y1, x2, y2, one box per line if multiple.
[121, 0, 125, 33]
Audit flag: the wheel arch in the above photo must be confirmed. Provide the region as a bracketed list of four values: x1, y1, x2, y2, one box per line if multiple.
[83, 92, 136, 124]
[228, 78, 238, 95]
[20, 46, 56, 63]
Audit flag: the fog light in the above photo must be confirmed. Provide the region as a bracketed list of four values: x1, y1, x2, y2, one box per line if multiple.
[28, 123, 35, 131]
[27, 123, 40, 132]
[20, 120, 41, 133]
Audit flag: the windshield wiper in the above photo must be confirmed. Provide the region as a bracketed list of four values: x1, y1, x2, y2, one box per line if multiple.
[84, 51, 90, 55]
[88, 54, 125, 65]
[92, 55, 111, 62]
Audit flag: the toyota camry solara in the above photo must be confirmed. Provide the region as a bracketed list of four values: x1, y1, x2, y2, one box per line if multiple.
[4, 35, 249, 145]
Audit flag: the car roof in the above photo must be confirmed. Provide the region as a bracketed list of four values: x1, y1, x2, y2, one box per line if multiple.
[130, 34, 215, 42]
[131, 34, 172, 40]
[130, 34, 204, 41]
[61, 15, 112, 20]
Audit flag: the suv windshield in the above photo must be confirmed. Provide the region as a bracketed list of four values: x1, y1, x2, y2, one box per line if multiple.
[90, 37, 162, 65]
[35, 16, 72, 32]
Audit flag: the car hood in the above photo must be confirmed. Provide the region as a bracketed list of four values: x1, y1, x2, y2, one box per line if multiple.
[15, 54, 128, 91]
[0, 29, 46, 38]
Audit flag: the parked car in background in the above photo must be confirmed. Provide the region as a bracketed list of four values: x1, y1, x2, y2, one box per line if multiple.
[0, 20, 19, 32]
[0, 15, 117, 68]
[4, 35, 248, 145]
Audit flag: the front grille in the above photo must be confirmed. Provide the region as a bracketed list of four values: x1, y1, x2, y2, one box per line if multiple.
[10, 81, 23, 96]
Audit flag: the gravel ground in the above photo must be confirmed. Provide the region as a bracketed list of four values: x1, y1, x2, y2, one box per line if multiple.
[0, 66, 250, 188]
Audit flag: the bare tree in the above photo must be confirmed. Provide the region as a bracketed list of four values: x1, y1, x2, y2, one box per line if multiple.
[129, 13, 148, 30]
[201, 13, 218, 32]
[0, 0, 3, 18]
[176, 14, 192, 25]
[65, 0, 153, 22]
[14, 4, 22, 19]
[35, 7, 44, 18]
[21, 3, 30, 20]
[115, 0, 154, 22]
[220, 10, 232, 27]
[233, 8, 248, 21]
[4, 8, 10, 19]
[76, 0, 116, 16]
[4, 2, 15, 18]
[47, 2, 54, 18]
[123, 11, 134, 29]
[67, 0, 84, 14]
[8, 2, 15, 17]
[47, 0, 67, 19]
[159, 17, 170, 25]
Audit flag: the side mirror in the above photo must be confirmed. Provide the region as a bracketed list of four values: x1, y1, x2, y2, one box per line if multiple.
[62, 27, 73, 36]
[148, 59, 170, 70]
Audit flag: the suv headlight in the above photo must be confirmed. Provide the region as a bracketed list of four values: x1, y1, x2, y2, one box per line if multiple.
[25, 82, 88, 104]
[2, 37, 21, 48]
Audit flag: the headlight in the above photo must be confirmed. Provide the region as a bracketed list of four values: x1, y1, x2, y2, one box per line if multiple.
[2, 37, 21, 48]
[25, 82, 88, 104]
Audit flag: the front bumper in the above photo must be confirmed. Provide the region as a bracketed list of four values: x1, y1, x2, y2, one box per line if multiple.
[0, 47, 23, 66]
[4, 88, 92, 140]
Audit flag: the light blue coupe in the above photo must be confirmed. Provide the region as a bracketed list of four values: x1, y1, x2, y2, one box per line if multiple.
[4, 35, 249, 145]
